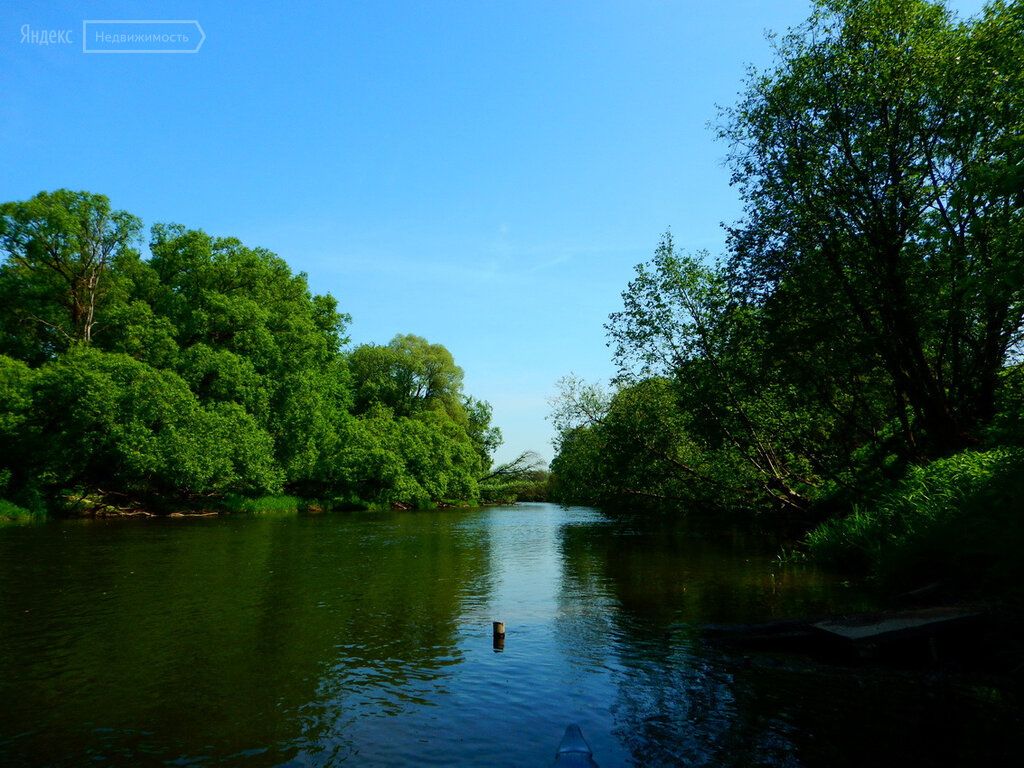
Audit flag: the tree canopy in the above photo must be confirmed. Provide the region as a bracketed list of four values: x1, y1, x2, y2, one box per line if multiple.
[0, 191, 501, 514]
[550, 0, 1024, 529]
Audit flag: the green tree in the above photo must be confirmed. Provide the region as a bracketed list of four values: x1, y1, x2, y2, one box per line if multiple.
[14, 348, 281, 503]
[464, 396, 502, 470]
[350, 334, 465, 418]
[722, 0, 1024, 456]
[144, 224, 352, 492]
[549, 426, 606, 506]
[0, 190, 498, 513]
[0, 190, 141, 355]
[346, 334, 496, 505]
[606, 236, 815, 511]
[551, 0, 1024, 542]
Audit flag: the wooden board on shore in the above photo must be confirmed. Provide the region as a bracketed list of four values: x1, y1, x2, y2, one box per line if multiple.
[703, 605, 987, 662]
[812, 606, 984, 644]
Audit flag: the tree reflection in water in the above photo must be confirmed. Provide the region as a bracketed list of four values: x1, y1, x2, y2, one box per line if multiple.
[556, 513, 1022, 767]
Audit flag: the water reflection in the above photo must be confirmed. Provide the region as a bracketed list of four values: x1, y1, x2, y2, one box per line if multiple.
[0, 505, 1020, 767]
[555, 510, 1023, 767]
[0, 511, 492, 766]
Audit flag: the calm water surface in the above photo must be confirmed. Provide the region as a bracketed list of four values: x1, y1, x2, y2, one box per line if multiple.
[0, 504, 1019, 766]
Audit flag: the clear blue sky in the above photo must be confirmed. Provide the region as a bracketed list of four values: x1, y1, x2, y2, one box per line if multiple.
[0, 0, 987, 464]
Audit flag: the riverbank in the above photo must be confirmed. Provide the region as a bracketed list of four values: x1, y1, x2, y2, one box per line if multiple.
[800, 448, 1024, 597]
[0, 492, 484, 522]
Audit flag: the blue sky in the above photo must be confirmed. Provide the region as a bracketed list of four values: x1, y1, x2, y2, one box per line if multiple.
[0, 0, 988, 464]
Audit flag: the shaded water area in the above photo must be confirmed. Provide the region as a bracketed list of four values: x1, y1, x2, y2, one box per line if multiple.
[0, 503, 1019, 766]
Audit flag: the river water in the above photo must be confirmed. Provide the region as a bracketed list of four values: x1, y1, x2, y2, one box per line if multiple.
[0, 503, 1019, 766]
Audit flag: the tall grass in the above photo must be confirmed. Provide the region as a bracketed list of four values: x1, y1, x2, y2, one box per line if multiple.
[221, 494, 305, 515]
[0, 498, 43, 523]
[806, 448, 1024, 588]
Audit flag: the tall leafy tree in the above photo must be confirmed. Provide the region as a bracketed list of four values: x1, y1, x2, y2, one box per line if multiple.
[607, 236, 815, 510]
[349, 334, 465, 418]
[0, 190, 141, 359]
[722, 0, 1024, 455]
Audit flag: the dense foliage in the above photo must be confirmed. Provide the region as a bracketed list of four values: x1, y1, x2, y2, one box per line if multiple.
[549, 0, 1024, 583]
[0, 192, 501, 515]
[805, 448, 1024, 585]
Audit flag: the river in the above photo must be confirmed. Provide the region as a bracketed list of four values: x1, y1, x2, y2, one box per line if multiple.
[0, 503, 1018, 766]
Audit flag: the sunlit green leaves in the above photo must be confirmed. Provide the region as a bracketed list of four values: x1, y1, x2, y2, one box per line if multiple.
[0, 195, 498, 511]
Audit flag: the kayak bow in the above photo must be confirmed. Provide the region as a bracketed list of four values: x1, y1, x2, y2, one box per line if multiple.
[552, 724, 599, 767]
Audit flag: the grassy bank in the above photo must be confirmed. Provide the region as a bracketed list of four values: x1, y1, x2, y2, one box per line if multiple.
[220, 494, 308, 515]
[0, 498, 42, 523]
[804, 448, 1024, 592]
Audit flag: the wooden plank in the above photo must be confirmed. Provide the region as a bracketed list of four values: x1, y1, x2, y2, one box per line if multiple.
[812, 606, 983, 643]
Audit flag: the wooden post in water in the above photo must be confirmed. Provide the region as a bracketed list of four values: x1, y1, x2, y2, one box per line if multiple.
[492, 621, 505, 652]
